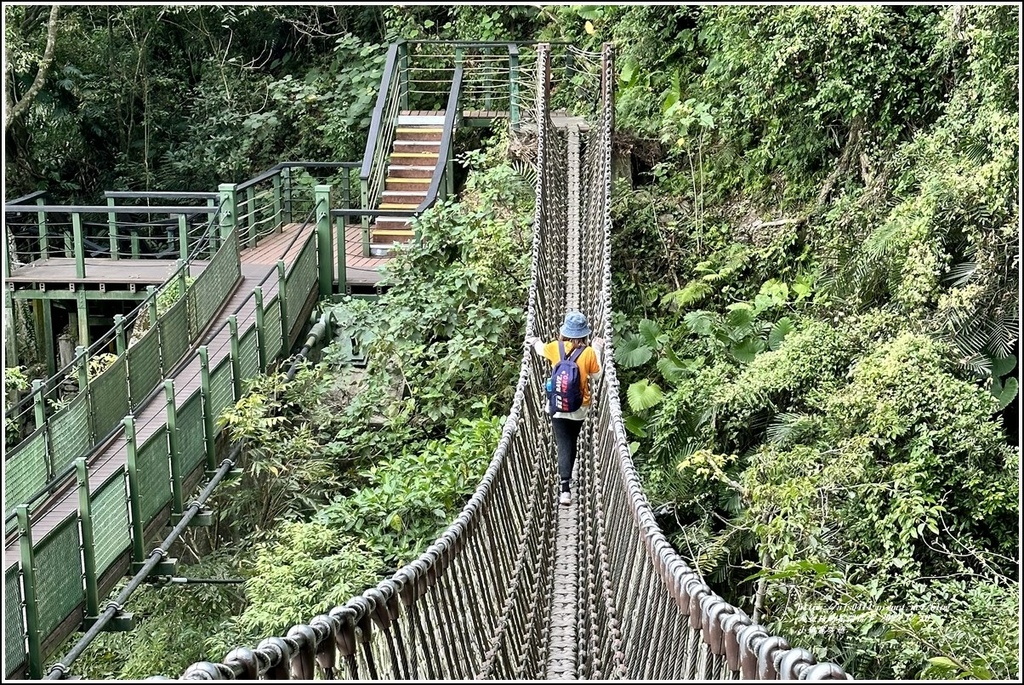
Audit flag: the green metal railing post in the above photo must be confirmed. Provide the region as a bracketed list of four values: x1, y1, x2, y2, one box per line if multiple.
[176, 259, 188, 301]
[165, 380, 184, 519]
[509, 44, 520, 129]
[245, 185, 257, 248]
[342, 171, 352, 209]
[254, 286, 267, 369]
[17, 505, 42, 679]
[177, 214, 189, 261]
[335, 216, 347, 293]
[359, 179, 370, 243]
[218, 183, 238, 241]
[272, 172, 284, 233]
[199, 346, 216, 473]
[281, 166, 293, 225]
[75, 344, 89, 392]
[398, 42, 410, 110]
[32, 379, 53, 479]
[228, 315, 241, 401]
[483, 46, 493, 111]
[315, 184, 333, 298]
[123, 416, 145, 565]
[114, 314, 127, 356]
[107, 196, 119, 260]
[36, 197, 48, 259]
[72, 212, 85, 278]
[76, 289, 90, 350]
[146, 285, 158, 327]
[277, 260, 289, 347]
[75, 457, 100, 618]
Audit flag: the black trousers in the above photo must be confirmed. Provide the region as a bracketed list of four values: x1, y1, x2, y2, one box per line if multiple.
[551, 417, 584, 493]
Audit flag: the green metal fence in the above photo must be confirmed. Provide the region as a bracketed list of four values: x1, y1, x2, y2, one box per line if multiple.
[5, 173, 325, 678]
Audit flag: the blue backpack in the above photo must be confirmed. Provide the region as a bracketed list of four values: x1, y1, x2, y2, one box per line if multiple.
[548, 341, 585, 413]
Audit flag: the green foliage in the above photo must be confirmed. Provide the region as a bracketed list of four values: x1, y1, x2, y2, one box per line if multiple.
[224, 522, 379, 639]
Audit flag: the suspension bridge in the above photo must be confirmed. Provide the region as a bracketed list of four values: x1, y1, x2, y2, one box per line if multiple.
[2, 42, 851, 680]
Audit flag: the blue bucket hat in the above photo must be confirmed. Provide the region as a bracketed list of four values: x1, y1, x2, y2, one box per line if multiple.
[560, 311, 592, 339]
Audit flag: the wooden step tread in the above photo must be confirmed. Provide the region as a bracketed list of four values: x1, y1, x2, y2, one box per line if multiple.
[395, 127, 443, 134]
[382, 190, 429, 197]
[388, 164, 436, 171]
[371, 229, 416, 237]
[390, 151, 439, 158]
[386, 178, 431, 183]
[379, 203, 419, 209]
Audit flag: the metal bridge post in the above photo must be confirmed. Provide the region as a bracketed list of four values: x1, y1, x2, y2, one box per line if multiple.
[165, 379, 184, 519]
[281, 166, 293, 226]
[245, 185, 257, 248]
[75, 344, 89, 394]
[177, 214, 189, 261]
[254, 286, 267, 369]
[277, 260, 289, 348]
[106, 196, 118, 260]
[218, 183, 238, 241]
[509, 44, 520, 130]
[359, 178, 370, 243]
[315, 185, 333, 298]
[398, 41, 410, 110]
[31, 379, 53, 479]
[17, 505, 42, 679]
[272, 172, 284, 232]
[483, 46, 493, 112]
[72, 212, 85, 279]
[335, 216, 347, 294]
[37, 197, 48, 259]
[114, 314, 127, 356]
[123, 415, 146, 566]
[228, 315, 241, 401]
[199, 346, 217, 473]
[143, 286, 157, 331]
[75, 457, 100, 618]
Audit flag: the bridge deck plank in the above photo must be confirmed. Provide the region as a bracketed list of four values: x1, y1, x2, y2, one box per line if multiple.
[6, 258, 208, 287]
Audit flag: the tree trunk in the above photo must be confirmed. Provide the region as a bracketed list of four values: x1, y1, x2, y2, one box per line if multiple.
[5, 5, 61, 130]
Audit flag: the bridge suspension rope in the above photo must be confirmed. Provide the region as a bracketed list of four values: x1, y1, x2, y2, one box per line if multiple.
[175, 43, 851, 681]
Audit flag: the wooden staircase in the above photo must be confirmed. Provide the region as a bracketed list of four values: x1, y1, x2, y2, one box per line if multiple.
[370, 112, 445, 255]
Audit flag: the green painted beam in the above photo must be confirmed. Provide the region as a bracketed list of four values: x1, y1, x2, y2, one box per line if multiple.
[12, 289, 150, 301]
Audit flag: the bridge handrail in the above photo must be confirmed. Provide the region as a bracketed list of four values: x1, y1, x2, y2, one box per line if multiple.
[3, 204, 234, 523]
[360, 41, 404, 184]
[6, 190, 47, 205]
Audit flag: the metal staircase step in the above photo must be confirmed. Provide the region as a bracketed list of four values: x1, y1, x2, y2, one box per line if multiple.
[387, 165, 434, 178]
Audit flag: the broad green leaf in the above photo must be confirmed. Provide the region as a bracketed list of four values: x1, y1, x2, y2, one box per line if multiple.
[638, 318, 662, 347]
[624, 415, 648, 437]
[615, 334, 653, 368]
[619, 55, 639, 87]
[656, 355, 687, 383]
[576, 5, 603, 20]
[627, 379, 664, 412]
[990, 354, 1016, 378]
[684, 310, 715, 336]
[768, 317, 795, 350]
[730, 337, 765, 363]
[995, 377, 1017, 411]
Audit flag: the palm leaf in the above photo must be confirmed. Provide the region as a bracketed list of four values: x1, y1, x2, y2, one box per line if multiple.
[768, 316, 796, 351]
[627, 379, 665, 412]
[615, 334, 654, 368]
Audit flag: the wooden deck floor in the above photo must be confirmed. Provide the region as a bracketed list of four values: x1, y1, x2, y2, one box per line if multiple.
[6, 258, 207, 286]
[342, 224, 390, 286]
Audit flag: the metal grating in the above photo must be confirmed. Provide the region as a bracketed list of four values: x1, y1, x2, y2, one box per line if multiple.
[285, 237, 317, 332]
[263, 296, 283, 362]
[91, 468, 130, 573]
[238, 327, 260, 382]
[4, 431, 49, 511]
[48, 392, 91, 476]
[176, 391, 206, 477]
[208, 358, 235, 427]
[158, 298, 190, 373]
[136, 429, 171, 525]
[127, 326, 163, 412]
[32, 514, 83, 636]
[5, 563, 25, 678]
[194, 231, 240, 333]
[90, 356, 129, 441]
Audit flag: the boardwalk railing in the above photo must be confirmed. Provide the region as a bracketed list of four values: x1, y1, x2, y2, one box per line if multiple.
[5, 217, 322, 679]
[3, 211, 238, 526]
[3, 203, 218, 273]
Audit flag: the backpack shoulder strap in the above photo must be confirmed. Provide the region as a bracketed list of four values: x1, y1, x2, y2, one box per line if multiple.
[568, 344, 586, 362]
[558, 340, 567, 361]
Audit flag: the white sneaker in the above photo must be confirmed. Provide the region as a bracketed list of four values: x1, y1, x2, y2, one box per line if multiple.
[559, 491, 571, 506]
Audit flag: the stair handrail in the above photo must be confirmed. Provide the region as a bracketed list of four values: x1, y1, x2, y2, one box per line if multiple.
[416, 63, 464, 213]
[359, 41, 405, 220]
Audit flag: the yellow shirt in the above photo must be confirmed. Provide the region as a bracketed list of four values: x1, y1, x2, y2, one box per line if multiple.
[540, 340, 601, 408]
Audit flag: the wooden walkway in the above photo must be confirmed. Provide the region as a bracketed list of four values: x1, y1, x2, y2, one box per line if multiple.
[6, 258, 207, 287]
[3, 224, 317, 661]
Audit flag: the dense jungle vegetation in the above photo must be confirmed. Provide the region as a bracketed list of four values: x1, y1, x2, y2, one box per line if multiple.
[5, 4, 1019, 680]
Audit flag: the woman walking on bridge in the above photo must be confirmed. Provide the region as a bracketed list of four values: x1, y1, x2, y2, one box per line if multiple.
[527, 311, 603, 506]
